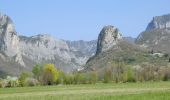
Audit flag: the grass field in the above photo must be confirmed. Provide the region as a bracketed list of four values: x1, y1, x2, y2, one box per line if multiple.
[0, 82, 170, 100]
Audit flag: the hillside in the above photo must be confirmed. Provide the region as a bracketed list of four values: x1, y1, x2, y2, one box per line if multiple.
[136, 14, 170, 54]
[85, 25, 170, 78]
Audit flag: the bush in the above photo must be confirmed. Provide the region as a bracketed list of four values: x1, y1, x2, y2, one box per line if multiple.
[25, 78, 39, 86]
[19, 72, 32, 87]
[159, 67, 170, 81]
[72, 72, 80, 84]
[103, 72, 111, 83]
[0, 79, 8, 88]
[87, 72, 98, 84]
[77, 73, 88, 84]
[134, 63, 156, 82]
[103, 68, 113, 83]
[7, 80, 19, 87]
[122, 66, 136, 83]
[6, 76, 19, 87]
[63, 74, 74, 85]
[56, 70, 65, 84]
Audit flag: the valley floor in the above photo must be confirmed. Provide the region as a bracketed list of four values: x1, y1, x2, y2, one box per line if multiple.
[0, 82, 170, 100]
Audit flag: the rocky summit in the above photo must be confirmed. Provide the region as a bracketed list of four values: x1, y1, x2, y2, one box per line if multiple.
[0, 13, 24, 66]
[96, 25, 122, 54]
[85, 25, 143, 72]
[136, 13, 170, 54]
[146, 14, 170, 31]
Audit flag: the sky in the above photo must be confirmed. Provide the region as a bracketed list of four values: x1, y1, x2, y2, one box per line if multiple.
[0, 0, 170, 41]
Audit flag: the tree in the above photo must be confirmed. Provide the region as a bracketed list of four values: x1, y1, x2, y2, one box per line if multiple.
[103, 68, 113, 83]
[111, 61, 125, 83]
[32, 64, 42, 81]
[63, 74, 74, 85]
[42, 64, 58, 85]
[78, 73, 88, 84]
[19, 72, 32, 86]
[126, 67, 135, 82]
[88, 72, 98, 84]
[72, 72, 80, 84]
[56, 70, 65, 84]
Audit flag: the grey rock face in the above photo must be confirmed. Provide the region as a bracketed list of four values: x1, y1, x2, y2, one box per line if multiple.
[146, 14, 170, 31]
[85, 25, 146, 73]
[19, 34, 70, 62]
[66, 40, 97, 57]
[0, 13, 24, 66]
[0, 12, 97, 74]
[96, 25, 122, 54]
[136, 13, 170, 54]
[19, 35, 97, 72]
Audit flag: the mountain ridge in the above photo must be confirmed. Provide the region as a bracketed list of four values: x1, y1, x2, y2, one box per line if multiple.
[0, 13, 97, 76]
[136, 13, 170, 54]
[1, 12, 170, 77]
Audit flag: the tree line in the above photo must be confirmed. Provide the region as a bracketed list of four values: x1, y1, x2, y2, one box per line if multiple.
[1, 61, 170, 88]
[0, 64, 98, 88]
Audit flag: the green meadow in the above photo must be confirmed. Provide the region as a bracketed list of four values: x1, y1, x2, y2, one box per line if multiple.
[0, 82, 170, 100]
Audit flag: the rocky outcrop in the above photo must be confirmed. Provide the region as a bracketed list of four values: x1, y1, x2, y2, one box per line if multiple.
[85, 25, 147, 73]
[136, 13, 170, 54]
[19, 34, 70, 62]
[0, 13, 24, 66]
[96, 25, 122, 54]
[146, 14, 170, 31]
[19, 35, 97, 72]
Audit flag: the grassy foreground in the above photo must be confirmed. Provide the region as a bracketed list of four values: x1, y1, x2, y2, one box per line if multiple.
[0, 82, 170, 100]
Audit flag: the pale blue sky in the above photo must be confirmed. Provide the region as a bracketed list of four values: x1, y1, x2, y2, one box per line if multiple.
[1, 0, 170, 40]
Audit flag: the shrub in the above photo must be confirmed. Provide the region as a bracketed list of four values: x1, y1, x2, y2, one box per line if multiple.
[87, 72, 98, 84]
[78, 73, 88, 84]
[7, 80, 19, 87]
[159, 67, 170, 81]
[25, 78, 39, 86]
[42, 64, 59, 85]
[56, 70, 65, 84]
[19, 72, 32, 87]
[103, 68, 113, 83]
[0, 79, 8, 88]
[63, 74, 74, 85]
[72, 72, 80, 84]
[124, 67, 136, 82]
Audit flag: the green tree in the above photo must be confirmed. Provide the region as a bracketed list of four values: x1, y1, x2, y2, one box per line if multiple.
[32, 64, 42, 81]
[88, 72, 98, 84]
[42, 64, 59, 85]
[126, 67, 135, 82]
[19, 72, 32, 86]
[56, 70, 65, 84]
[63, 74, 74, 85]
[103, 68, 112, 83]
[78, 73, 87, 84]
[72, 72, 80, 84]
